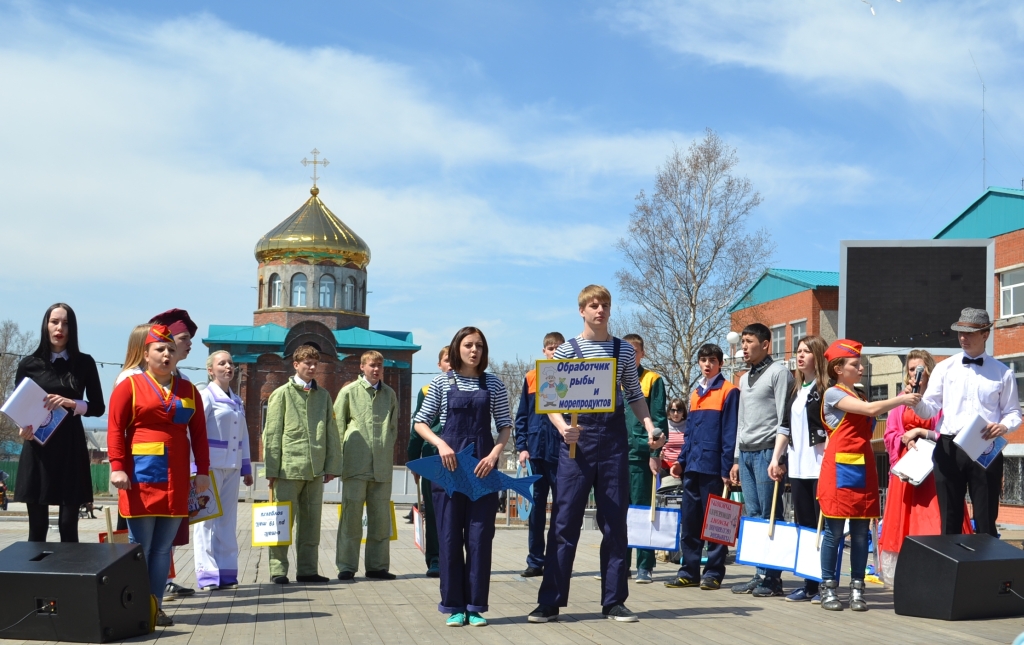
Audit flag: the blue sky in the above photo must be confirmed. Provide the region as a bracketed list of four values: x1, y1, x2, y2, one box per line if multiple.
[2, 0, 1024, 413]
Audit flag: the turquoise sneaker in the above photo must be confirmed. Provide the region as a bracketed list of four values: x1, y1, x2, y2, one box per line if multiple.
[467, 612, 487, 627]
[446, 612, 466, 627]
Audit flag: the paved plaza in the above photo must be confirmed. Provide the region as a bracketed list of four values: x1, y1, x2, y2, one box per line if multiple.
[0, 502, 1021, 645]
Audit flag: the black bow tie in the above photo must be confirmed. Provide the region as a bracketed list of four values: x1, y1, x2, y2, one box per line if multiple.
[962, 356, 984, 367]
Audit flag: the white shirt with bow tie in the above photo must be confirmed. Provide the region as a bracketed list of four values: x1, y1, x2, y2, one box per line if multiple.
[914, 351, 1022, 436]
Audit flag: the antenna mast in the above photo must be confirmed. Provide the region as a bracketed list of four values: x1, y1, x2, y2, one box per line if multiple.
[970, 51, 986, 191]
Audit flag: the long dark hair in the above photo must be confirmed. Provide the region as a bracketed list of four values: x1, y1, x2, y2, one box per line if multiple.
[31, 303, 80, 359]
[447, 326, 489, 376]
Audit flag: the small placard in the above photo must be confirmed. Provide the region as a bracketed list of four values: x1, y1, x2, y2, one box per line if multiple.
[188, 471, 223, 525]
[794, 526, 824, 582]
[735, 517, 799, 572]
[412, 505, 424, 553]
[338, 501, 399, 543]
[701, 493, 743, 546]
[626, 505, 681, 551]
[534, 358, 617, 414]
[252, 502, 292, 547]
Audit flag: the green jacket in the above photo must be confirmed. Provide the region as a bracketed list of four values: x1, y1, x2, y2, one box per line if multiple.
[407, 384, 441, 460]
[334, 375, 399, 482]
[625, 365, 668, 462]
[264, 379, 343, 481]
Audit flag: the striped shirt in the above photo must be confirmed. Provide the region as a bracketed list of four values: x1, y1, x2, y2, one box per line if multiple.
[414, 372, 513, 430]
[554, 336, 644, 404]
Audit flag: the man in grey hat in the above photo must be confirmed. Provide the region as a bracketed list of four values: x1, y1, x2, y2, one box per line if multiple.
[909, 307, 1022, 536]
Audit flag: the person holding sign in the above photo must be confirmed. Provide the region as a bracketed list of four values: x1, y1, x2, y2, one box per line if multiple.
[730, 323, 793, 598]
[514, 332, 565, 578]
[13, 303, 104, 544]
[768, 335, 829, 602]
[621, 334, 667, 585]
[107, 324, 211, 627]
[263, 344, 343, 585]
[665, 343, 737, 591]
[909, 308, 1022, 538]
[528, 285, 659, 624]
[818, 339, 919, 612]
[413, 327, 513, 628]
[407, 346, 450, 577]
[334, 350, 399, 580]
[194, 351, 252, 591]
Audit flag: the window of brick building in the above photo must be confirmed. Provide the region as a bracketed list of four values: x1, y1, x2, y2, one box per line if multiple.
[1000, 268, 1024, 317]
[1004, 359, 1024, 404]
[269, 274, 282, 307]
[771, 326, 785, 359]
[791, 321, 807, 350]
[291, 273, 307, 307]
[870, 384, 888, 402]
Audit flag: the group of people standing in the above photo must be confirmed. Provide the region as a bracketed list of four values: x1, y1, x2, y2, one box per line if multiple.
[10, 294, 1019, 629]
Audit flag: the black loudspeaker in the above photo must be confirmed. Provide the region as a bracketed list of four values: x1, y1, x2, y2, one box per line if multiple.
[0, 542, 152, 642]
[894, 533, 1024, 620]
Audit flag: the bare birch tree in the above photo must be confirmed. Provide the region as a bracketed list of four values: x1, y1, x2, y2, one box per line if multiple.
[0, 320, 35, 458]
[616, 129, 774, 398]
[490, 357, 533, 467]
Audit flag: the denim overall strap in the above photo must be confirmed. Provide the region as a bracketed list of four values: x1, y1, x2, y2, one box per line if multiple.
[441, 371, 494, 459]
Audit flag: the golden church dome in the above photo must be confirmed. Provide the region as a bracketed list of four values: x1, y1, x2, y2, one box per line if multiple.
[254, 187, 371, 269]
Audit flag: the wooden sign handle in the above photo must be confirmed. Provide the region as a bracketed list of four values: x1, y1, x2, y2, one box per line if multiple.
[768, 479, 780, 538]
[650, 473, 657, 522]
[269, 481, 275, 504]
[568, 412, 579, 458]
[104, 506, 114, 543]
[816, 511, 824, 549]
[722, 483, 730, 498]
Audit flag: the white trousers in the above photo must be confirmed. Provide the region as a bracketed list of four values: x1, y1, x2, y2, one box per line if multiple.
[193, 467, 242, 588]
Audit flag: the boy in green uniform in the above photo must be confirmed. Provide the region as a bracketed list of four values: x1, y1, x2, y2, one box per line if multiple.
[622, 334, 668, 584]
[334, 350, 399, 580]
[263, 344, 343, 584]
[407, 347, 449, 577]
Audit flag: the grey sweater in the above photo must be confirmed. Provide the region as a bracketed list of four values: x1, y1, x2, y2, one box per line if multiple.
[735, 360, 793, 454]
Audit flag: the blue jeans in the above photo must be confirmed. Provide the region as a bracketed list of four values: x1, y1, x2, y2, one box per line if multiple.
[127, 516, 181, 607]
[738, 448, 785, 579]
[821, 518, 868, 582]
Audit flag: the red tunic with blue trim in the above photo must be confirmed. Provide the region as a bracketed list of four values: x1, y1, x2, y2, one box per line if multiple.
[818, 384, 880, 519]
[107, 372, 210, 518]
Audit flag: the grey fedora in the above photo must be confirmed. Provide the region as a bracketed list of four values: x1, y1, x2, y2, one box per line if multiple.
[951, 307, 993, 332]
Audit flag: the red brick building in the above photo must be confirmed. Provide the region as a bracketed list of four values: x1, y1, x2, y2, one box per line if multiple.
[203, 184, 420, 466]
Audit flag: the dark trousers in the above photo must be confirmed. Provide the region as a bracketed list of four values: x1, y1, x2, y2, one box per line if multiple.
[933, 435, 1003, 537]
[433, 488, 498, 613]
[538, 422, 630, 608]
[526, 459, 558, 570]
[628, 462, 657, 572]
[420, 477, 439, 568]
[789, 477, 821, 594]
[678, 471, 727, 582]
[27, 503, 79, 542]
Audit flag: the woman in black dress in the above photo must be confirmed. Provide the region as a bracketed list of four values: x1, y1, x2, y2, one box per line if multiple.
[14, 303, 104, 542]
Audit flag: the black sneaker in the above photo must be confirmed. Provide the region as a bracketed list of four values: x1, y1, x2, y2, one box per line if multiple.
[366, 570, 397, 580]
[527, 605, 559, 623]
[603, 604, 639, 622]
[337, 571, 354, 581]
[521, 566, 543, 578]
[699, 577, 721, 590]
[731, 575, 762, 594]
[296, 574, 329, 583]
[664, 576, 699, 588]
[272, 576, 289, 584]
[752, 578, 785, 597]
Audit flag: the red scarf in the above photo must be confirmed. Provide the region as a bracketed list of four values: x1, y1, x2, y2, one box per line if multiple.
[902, 406, 936, 431]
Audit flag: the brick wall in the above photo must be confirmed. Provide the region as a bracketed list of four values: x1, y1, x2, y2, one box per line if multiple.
[730, 287, 839, 359]
[253, 309, 370, 330]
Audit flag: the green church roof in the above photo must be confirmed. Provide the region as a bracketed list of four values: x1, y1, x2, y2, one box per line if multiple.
[204, 324, 420, 352]
[934, 187, 1024, 240]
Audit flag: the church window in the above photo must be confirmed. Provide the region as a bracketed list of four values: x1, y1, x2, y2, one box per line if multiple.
[319, 275, 336, 308]
[345, 277, 357, 311]
[269, 274, 282, 307]
[291, 273, 307, 307]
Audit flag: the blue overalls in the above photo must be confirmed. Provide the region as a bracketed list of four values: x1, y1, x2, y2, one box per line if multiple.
[431, 372, 499, 614]
[538, 338, 631, 609]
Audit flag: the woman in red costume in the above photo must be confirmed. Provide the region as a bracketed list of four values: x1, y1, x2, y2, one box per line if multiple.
[879, 350, 972, 583]
[817, 339, 919, 612]
[107, 325, 210, 627]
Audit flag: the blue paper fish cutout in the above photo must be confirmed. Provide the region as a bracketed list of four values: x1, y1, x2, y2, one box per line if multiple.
[407, 443, 541, 503]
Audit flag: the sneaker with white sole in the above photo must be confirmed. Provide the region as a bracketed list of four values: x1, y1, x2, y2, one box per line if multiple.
[527, 605, 559, 623]
[163, 582, 195, 601]
[603, 604, 639, 622]
[635, 569, 653, 584]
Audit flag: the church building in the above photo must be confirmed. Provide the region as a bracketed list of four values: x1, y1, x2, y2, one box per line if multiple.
[203, 173, 420, 466]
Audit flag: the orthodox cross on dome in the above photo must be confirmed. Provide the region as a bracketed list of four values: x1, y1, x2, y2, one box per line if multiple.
[300, 148, 329, 187]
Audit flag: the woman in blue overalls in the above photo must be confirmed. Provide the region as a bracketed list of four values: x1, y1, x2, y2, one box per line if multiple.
[413, 326, 513, 628]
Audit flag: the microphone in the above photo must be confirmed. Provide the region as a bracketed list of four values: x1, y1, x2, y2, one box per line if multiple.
[912, 365, 924, 393]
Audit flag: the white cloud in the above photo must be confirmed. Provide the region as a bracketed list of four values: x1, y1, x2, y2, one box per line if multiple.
[604, 0, 1024, 111]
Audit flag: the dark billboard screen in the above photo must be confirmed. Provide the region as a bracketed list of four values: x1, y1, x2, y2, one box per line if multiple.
[844, 245, 989, 350]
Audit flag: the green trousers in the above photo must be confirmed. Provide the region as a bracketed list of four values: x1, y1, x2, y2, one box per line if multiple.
[629, 462, 657, 572]
[337, 478, 393, 573]
[268, 477, 324, 578]
[421, 476, 439, 568]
